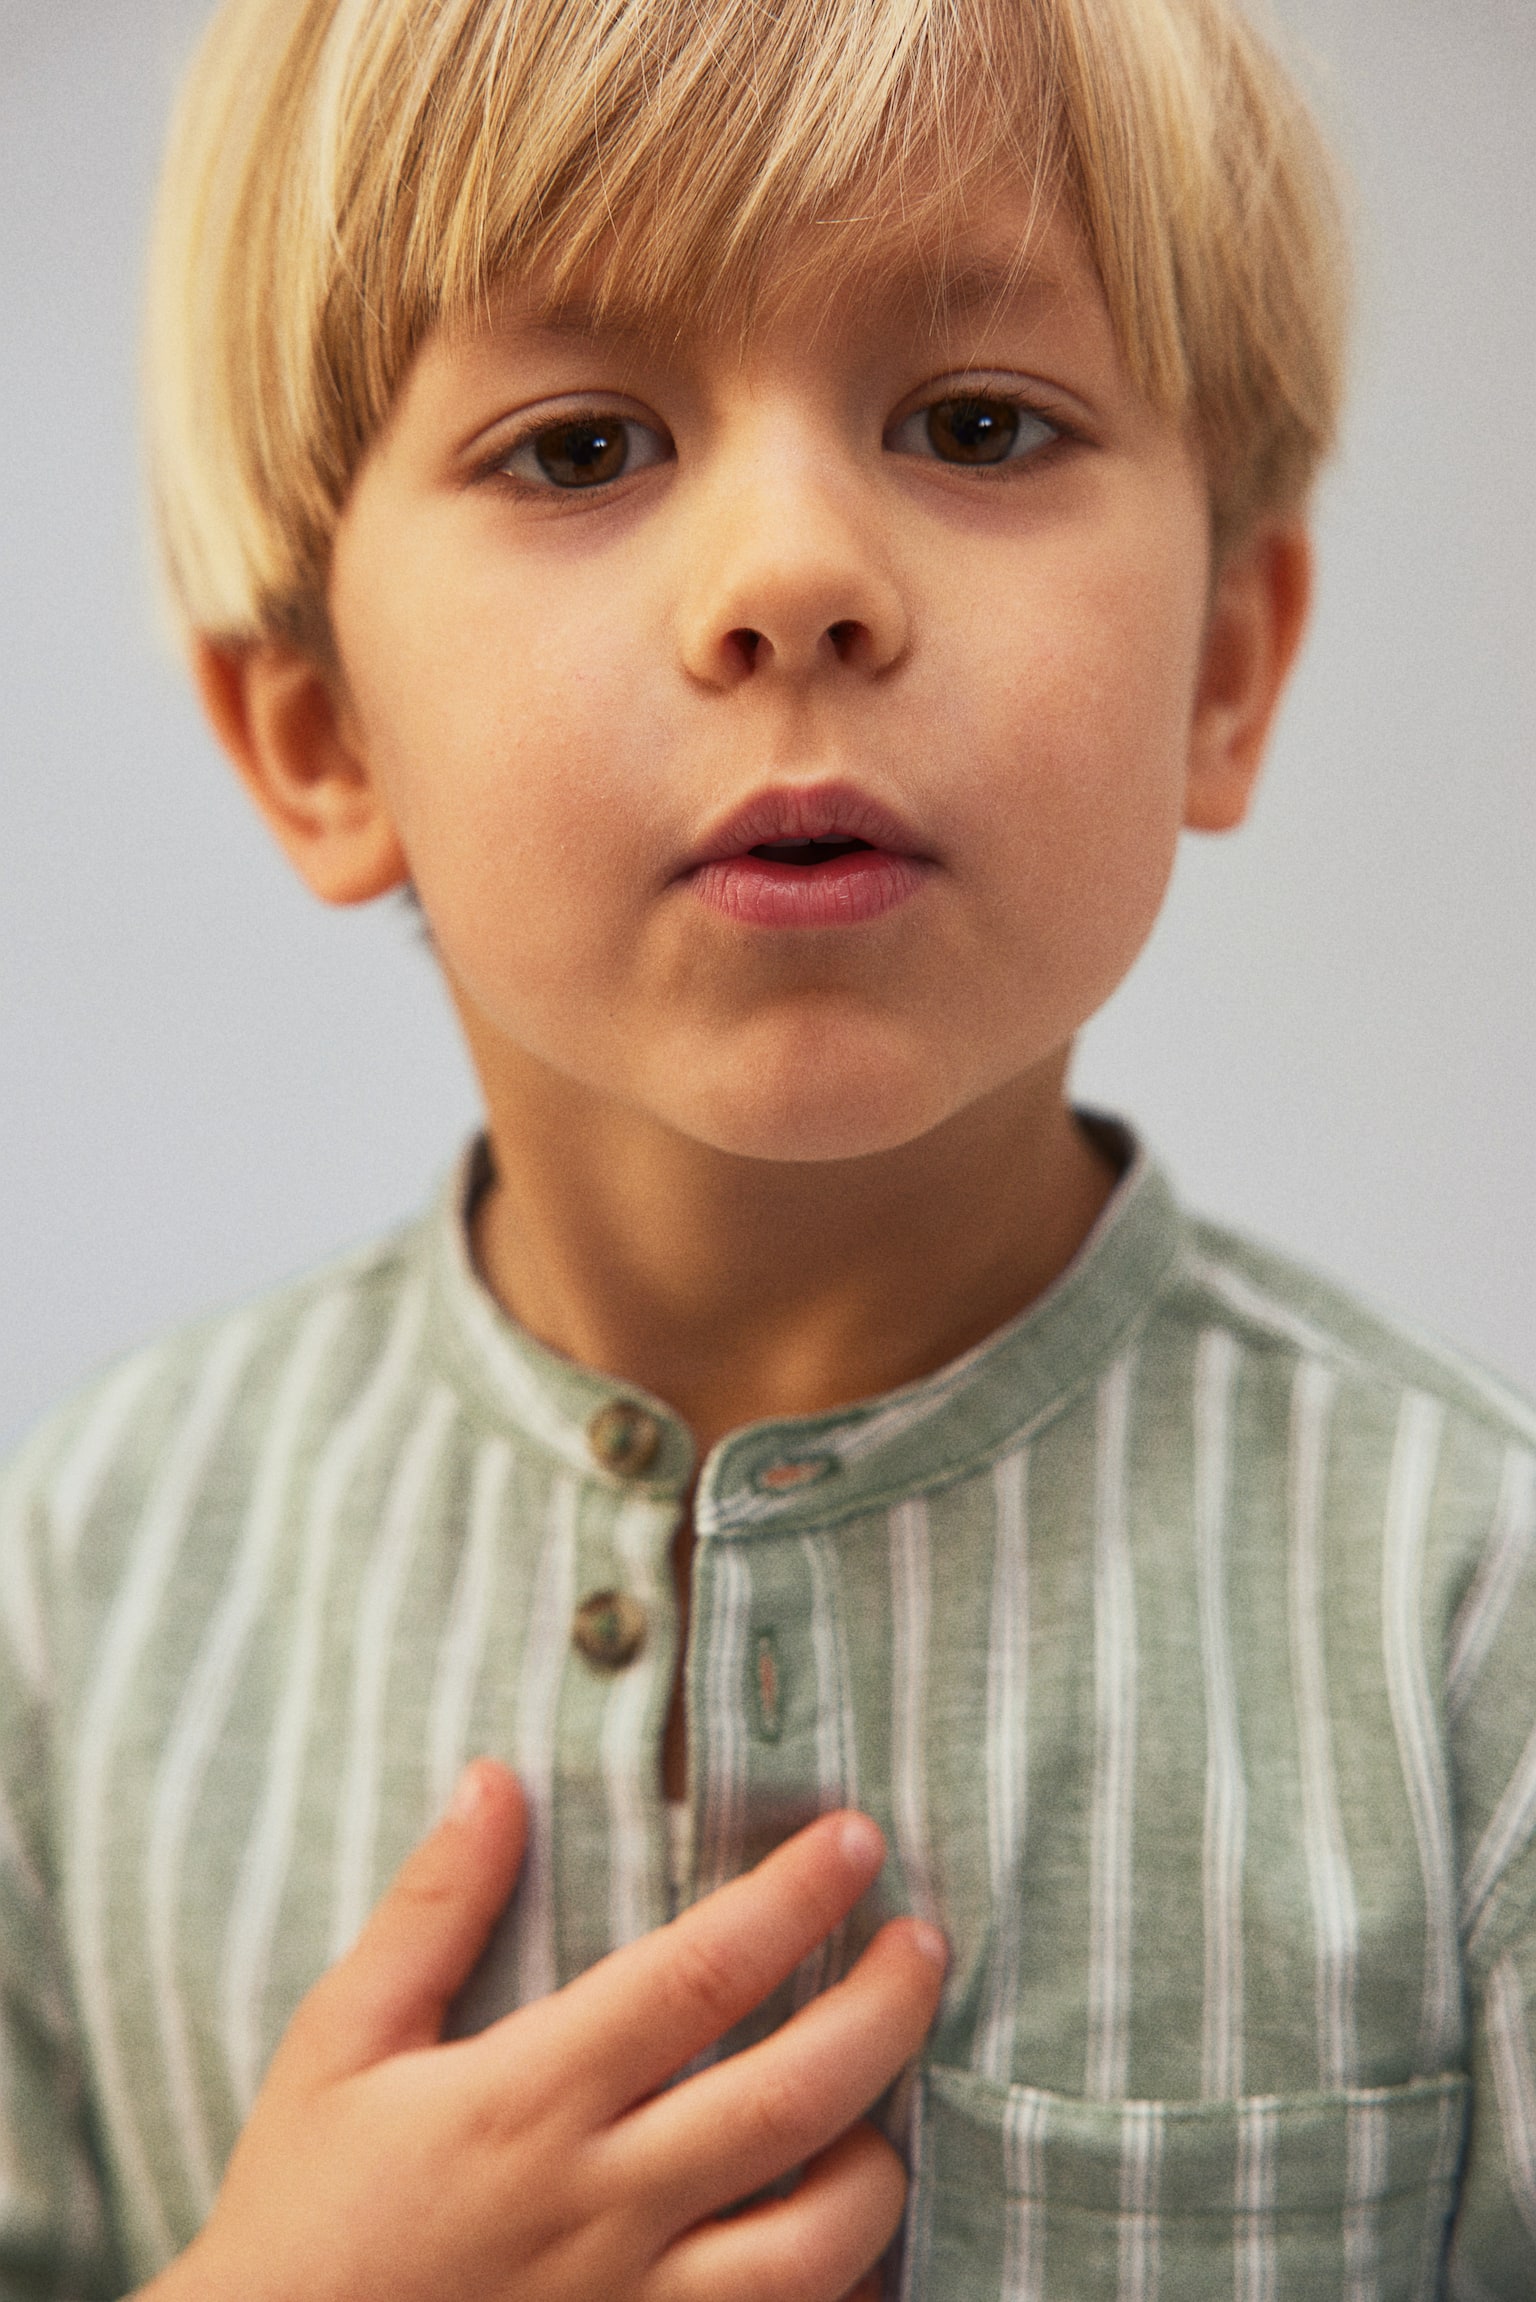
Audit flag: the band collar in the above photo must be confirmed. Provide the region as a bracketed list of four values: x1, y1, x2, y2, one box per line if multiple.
[421, 1118, 1188, 1534]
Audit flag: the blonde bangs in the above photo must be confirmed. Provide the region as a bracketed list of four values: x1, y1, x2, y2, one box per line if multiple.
[347, 0, 1059, 380]
[144, 0, 1351, 648]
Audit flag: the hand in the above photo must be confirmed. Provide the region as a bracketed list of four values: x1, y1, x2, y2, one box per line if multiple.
[144, 1761, 946, 2302]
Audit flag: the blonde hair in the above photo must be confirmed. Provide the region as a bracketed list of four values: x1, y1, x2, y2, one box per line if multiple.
[145, 0, 1352, 652]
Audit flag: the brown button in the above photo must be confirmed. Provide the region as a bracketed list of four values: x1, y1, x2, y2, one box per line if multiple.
[588, 1400, 662, 1478]
[572, 1589, 648, 1670]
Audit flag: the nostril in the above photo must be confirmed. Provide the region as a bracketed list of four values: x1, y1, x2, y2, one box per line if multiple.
[827, 619, 863, 661]
[728, 628, 763, 670]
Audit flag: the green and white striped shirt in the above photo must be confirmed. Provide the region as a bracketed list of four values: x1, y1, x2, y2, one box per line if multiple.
[3, 1128, 1536, 2299]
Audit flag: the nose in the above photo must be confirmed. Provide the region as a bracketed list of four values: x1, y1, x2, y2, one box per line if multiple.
[675, 431, 908, 690]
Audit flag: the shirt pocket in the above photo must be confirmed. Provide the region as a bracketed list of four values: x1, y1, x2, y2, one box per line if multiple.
[901, 2064, 1469, 2302]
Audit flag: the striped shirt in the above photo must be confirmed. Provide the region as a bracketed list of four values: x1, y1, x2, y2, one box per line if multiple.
[3, 1128, 1536, 2299]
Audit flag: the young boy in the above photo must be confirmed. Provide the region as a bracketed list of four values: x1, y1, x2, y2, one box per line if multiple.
[2, 0, 1534, 2294]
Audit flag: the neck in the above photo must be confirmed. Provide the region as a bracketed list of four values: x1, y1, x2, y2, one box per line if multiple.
[466, 1051, 1118, 1459]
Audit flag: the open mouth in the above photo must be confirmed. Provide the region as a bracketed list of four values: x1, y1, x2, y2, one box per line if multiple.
[748, 838, 876, 866]
[681, 784, 930, 925]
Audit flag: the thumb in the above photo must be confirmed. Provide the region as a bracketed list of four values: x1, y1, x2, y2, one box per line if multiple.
[279, 1759, 527, 2087]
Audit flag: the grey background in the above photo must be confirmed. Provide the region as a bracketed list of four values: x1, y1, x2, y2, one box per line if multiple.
[2, 0, 1532, 1453]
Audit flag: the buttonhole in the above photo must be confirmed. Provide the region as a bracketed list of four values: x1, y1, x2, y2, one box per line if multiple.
[753, 1630, 783, 1742]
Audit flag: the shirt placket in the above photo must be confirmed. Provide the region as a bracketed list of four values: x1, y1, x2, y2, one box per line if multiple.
[685, 1465, 875, 2058]
[548, 1397, 688, 1979]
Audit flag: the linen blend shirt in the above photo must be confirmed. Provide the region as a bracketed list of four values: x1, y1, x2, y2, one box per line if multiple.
[3, 1130, 1536, 2299]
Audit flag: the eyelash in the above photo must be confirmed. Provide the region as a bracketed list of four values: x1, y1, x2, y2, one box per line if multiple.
[482, 386, 1072, 495]
[490, 411, 671, 493]
[887, 392, 1066, 474]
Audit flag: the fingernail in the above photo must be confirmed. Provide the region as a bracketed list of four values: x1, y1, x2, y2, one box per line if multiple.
[837, 1811, 886, 1871]
[908, 1920, 949, 1972]
[449, 1762, 486, 1823]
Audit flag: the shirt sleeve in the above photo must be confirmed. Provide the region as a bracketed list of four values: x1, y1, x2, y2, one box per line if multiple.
[0, 1437, 124, 2300]
[1445, 1436, 1536, 2298]
[1449, 1844, 1536, 2297]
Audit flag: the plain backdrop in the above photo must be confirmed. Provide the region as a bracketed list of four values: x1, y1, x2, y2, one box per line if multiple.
[1, 0, 1533, 1453]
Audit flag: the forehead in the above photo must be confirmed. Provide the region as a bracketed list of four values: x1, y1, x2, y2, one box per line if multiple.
[448, 182, 1105, 365]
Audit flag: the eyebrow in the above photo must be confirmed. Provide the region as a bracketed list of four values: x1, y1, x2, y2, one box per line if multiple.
[483, 234, 1071, 352]
[907, 248, 1070, 327]
[518, 297, 650, 339]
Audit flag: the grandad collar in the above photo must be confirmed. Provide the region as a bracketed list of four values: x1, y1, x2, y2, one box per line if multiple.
[420, 1120, 1188, 1538]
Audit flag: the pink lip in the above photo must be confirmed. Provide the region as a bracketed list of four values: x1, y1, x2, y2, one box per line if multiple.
[679, 780, 935, 930]
[691, 848, 932, 928]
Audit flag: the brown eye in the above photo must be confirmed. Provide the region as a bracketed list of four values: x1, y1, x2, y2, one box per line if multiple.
[926, 397, 1021, 464]
[501, 410, 670, 491]
[534, 418, 631, 487]
[888, 392, 1057, 468]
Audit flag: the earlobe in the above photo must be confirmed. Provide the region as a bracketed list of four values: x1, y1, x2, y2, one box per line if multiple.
[1184, 520, 1314, 834]
[193, 638, 410, 906]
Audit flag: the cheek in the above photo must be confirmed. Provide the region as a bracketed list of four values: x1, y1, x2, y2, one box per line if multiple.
[951, 540, 1205, 971]
[336, 550, 657, 916]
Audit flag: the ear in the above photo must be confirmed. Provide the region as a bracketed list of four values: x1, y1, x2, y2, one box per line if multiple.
[1184, 519, 1314, 833]
[193, 638, 410, 905]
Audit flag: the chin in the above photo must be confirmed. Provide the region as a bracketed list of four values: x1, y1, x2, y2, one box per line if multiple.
[670, 1047, 960, 1165]
[697, 1112, 942, 1163]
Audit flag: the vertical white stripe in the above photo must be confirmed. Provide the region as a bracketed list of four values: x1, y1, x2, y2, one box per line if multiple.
[147, 1291, 351, 2216]
[512, 1474, 580, 2005]
[976, 1449, 1030, 2084]
[798, 1533, 859, 2008]
[0, 1534, 45, 1704]
[1087, 1355, 1137, 2102]
[1288, 1358, 1360, 2090]
[7, 1366, 138, 2280]
[828, 1547, 860, 1816]
[10, 1335, 161, 2266]
[1447, 1449, 1536, 1720]
[890, 1497, 939, 1926]
[427, 1437, 513, 1817]
[673, 1542, 753, 2074]
[220, 1278, 427, 2111]
[1196, 1329, 1246, 2101]
[330, 1385, 457, 1957]
[0, 1420, 62, 1695]
[1415, 2080, 1467, 2302]
[696, 1546, 752, 1899]
[602, 1496, 671, 1948]
[1236, 2096, 1278, 2302]
[47, 1346, 167, 1572]
[787, 1537, 861, 2007]
[1485, 1952, 1536, 2242]
[69, 1313, 260, 2268]
[1344, 2095, 1388, 2302]
[1382, 1393, 1460, 2069]
[1002, 2086, 1048, 2302]
[803, 1533, 858, 1814]
[1117, 2098, 1163, 2302]
[897, 2076, 931, 2302]
[1464, 1721, 1536, 1957]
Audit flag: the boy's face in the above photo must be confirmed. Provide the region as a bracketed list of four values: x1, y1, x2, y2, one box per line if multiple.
[306, 185, 1297, 1165]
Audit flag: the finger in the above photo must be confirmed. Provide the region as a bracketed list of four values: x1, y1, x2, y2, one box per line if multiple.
[647, 2122, 907, 2302]
[631, 1916, 944, 2224]
[280, 1760, 526, 2084]
[510, 1809, 888, 2120]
